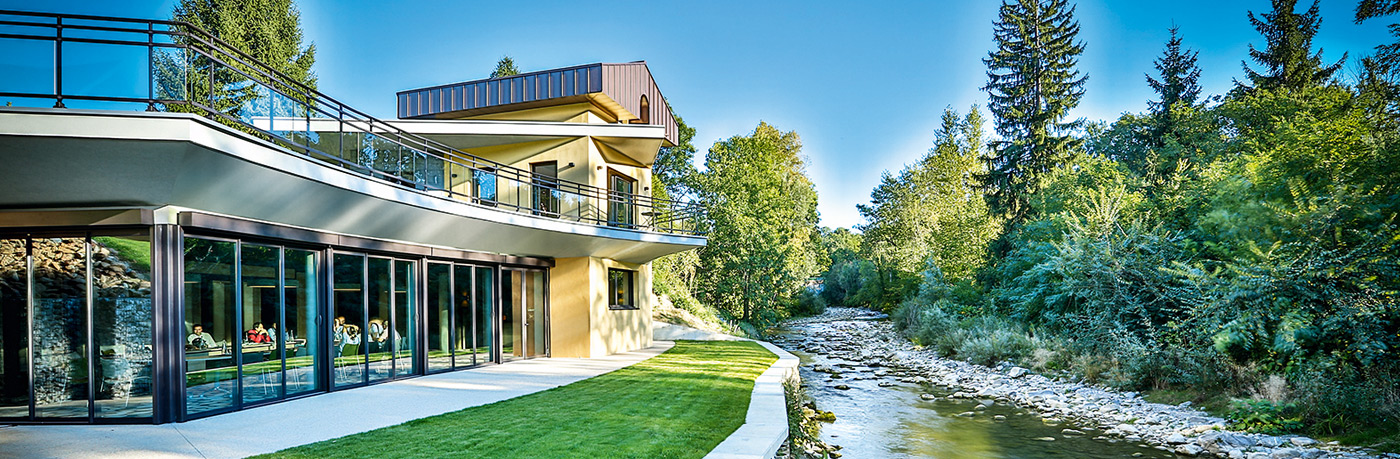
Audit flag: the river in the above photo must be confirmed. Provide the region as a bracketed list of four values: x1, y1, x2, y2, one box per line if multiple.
[773, 311, 1186, 458]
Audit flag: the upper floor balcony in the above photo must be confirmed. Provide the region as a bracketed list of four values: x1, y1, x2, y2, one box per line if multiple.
[0, 10, 705, 261]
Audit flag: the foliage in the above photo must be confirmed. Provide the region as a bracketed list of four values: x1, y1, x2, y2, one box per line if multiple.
[694, 122, 821, 326]
[160, 0, 317, 117]
[490, 56, 520, 78]
[1230, 399, 1306, 435]
[980, 0, 1088, 224]
[1238, 0, 1346, 92]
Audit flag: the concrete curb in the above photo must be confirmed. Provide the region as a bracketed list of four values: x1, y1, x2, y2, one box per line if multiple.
[654, 321, 800, 459]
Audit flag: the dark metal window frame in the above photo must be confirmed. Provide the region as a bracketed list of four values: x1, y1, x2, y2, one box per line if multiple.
[607, 267, 637, 311]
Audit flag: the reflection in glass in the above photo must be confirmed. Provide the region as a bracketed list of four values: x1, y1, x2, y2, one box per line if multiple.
[426, 263, 451, 372]
[184, 238, 237, 416]
[453, 266, 475, 368]
[393, 260, 416, 377]
[93, 235, 154, 418]
[240, 245, 281, 404]
[32, 238, 90, 419]
[332, 254, 365, 388]
[0, 239, 30, 419]
[473, 267, 494, 364]
[367, 258, 392, 382]
[284, 249, 320, 395]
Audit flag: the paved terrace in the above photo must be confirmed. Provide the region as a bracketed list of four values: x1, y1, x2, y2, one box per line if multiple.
[0, 343, 672, 459]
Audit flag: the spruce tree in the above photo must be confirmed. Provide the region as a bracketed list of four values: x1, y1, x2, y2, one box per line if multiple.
[1146, 26, 1202, 121]
[980, 0, 1087, 224]
[1355, 0, 1400, 76]
[491, 56, 520, 78]
[1239, 0, 1346, 92]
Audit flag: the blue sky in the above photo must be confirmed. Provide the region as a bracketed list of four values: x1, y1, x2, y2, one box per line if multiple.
[2, 1, 1392, 228]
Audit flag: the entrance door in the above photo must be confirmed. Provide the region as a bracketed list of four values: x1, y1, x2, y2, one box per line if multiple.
[501, 269, 547, 361]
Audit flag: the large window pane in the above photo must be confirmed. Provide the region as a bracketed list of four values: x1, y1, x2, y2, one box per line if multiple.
[453, 266, 475, 368]
[240, 245, 281, 404]
[32, 238, 90, 419]
[92, 235, 154, 419]
[392, 260, 416, 377]
[0, 239, 29, 419]
[473, 267, 494, 365]
[184, 238, 237, 416]
[332, 254, 365, 388]
[366, 258, 392, 382]
[426, 263, 451, 372]
[284, 249, 320, 395]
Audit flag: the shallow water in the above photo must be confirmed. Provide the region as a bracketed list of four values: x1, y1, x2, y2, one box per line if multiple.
[777, 322, 1184, 458]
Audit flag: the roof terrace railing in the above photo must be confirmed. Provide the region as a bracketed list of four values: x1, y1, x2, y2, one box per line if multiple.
[0, 10, 705, 237]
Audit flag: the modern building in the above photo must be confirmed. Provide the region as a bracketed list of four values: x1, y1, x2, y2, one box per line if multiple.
[0, 10, 703, 424]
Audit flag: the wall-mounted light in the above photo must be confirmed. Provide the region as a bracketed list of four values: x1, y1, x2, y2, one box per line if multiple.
[559, 162, 576, 171]
[597, 165, 603, 171]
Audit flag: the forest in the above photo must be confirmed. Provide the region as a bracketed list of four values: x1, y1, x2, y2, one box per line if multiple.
[654, 0, 1400, 449]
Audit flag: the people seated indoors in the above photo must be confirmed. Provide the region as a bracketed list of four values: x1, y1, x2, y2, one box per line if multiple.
[266, 322, 284, 344]
[187, 324, 215, 350]
[245, 322, 273, 344]
[368, 318, 389, 352]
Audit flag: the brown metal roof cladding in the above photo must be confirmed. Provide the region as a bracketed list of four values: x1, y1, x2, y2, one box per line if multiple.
[395, 61, 678, 146]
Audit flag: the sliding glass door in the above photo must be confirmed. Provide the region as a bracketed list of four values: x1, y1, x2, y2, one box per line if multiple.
[425, 262, 494, 372]
[332, 252, 418, 389]
[185, 237, 323, 419]
[0, 234, 156, 423]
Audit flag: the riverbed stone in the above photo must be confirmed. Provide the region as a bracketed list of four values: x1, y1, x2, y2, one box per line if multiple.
[1176, 444, 1204, 456]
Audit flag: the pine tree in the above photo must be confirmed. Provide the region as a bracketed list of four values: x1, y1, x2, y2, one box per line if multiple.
[1355, 0, 1400, 76]
[1239, 0, 1346, 92]
[491, 56, 520, 78]
[1146, 26, 1202, 121]
[980, 0, 1088, 225]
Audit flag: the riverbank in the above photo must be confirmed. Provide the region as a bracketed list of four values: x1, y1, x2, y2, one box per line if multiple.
[776, 307, 1398, 459]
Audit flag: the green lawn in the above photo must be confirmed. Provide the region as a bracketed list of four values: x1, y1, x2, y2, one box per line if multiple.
[251, 340, 777, 459]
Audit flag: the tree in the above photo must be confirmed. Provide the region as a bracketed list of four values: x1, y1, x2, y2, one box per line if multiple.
[1239, 0, 1346, 92]
[981, 0, 1088, 225]
[652, 109, 698, 201]
[695, 122, 820, 324]
[155, 0, 315, 123]
[490, 56, 520, 78]
[857, 107, 999, 310]
[1146, 26, 1202, 137]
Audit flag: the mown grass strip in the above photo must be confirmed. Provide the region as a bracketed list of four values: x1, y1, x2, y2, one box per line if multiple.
[252, 340, 777, 459]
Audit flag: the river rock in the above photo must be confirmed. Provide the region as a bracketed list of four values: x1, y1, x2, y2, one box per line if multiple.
[1289, 437, 1317, 447]
[956, 411, 976, 417]
[1175, 444, 1204, 456]
[919, 393, 936, 400]
[993, 415, 1006, 421]
[1007, 367, 1028, 378]
[834, 385, 850, 390]
[1033, 437, 1056, 441]
[1166, 433, 1189, 444]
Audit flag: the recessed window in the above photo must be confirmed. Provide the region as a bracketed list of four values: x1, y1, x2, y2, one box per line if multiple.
[608, 268, 637, 310]
[638, 94, 650, 124]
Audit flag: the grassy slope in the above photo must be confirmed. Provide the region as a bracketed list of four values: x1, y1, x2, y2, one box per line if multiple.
[253, 340, 777, 459]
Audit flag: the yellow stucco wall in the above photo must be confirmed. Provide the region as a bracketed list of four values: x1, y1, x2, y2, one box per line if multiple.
[548, 256, 653, 358]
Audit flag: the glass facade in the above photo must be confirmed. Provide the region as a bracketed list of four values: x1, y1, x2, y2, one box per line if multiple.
[0, 227, 549, 424]
[0, 234, 155, 422]
[183, 238, 338, 419]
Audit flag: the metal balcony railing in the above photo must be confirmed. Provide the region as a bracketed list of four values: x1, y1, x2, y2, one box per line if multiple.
[0, 10, 705, 236]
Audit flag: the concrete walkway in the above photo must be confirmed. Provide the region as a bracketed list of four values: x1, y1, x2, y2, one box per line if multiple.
[0, 343, 672, 459]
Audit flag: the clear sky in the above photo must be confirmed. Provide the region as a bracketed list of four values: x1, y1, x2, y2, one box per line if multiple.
[2, 1, 1392, 229]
